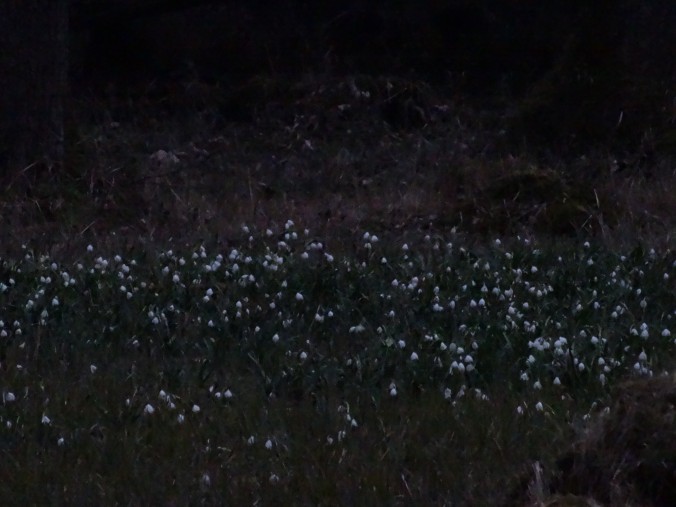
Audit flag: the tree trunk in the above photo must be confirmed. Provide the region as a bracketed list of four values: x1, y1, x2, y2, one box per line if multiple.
[0, 0, 69, 182]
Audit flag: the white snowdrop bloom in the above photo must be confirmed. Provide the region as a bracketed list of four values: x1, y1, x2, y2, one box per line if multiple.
[611, 311, 619, 319]
[299, 351, 308, 361]
[553, 377, 561, 386]
[87, 244, 94, 252]
[265, 439, 274, 450]
[177, 414, 185, 424]
[638, 350, 647, 361]
[641, 329, 649, 339]
[269, 473, 280, 484]
[516, 405, 524, 415]
[456, 362, 466, 373]
[599, 373, 607, 385]
[533, 380, 542, 390]
[464, 355, 474, 364]
[578, 362, 586, 372]
[640, 299, 647, 309]
[223, 389, 233, 399]
[526, 355, 536, 365]
[201, 473, 211, 487]
[300, 252, 309, 260]
[583, 241, 590, 249]
[159, 390, 168, 401]
[662, 328, 671, 337]
[192, 404, 201, 413]
[42, 414, 52, 425]
[57, 437, 65, 446]
[535, 402, 544, 412]
[598, 357, 606, 366]
[247, 435, 255, 445]
[4, 392, 16, 402]
[295, 292, 304, 301]
[410, 352, 419, 361]
[520, 372, 529, 381]
[144, 404, 155, 415]
[439, 342, 447, 351]
[90, 364, 97, 374]
[324, 253, 334, 262]
[398, 340, 406, 349]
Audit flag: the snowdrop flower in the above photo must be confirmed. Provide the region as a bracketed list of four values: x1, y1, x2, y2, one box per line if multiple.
[42, 414, 52, 425]
[535, 402, 544, 412]
[265, 439, 274, 450]
[295, 292, 304, 302]
[144, 404, 155, 415]
[410, 352, 419, 361]
[192, 404, 201, 413]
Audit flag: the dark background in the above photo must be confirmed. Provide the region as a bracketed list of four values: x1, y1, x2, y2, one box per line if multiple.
[69, 0, 676, 157]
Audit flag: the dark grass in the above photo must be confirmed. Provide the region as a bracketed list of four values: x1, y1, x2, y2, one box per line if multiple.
[1, 73, 675, 506]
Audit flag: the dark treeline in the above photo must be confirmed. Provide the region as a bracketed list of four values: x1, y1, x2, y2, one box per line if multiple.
[2, 0, 676, 175]
[68, 0, 676, 156]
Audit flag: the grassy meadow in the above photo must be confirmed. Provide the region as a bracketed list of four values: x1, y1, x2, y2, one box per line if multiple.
[0, 223, 674, 505]
[1, 74, 675, 505]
